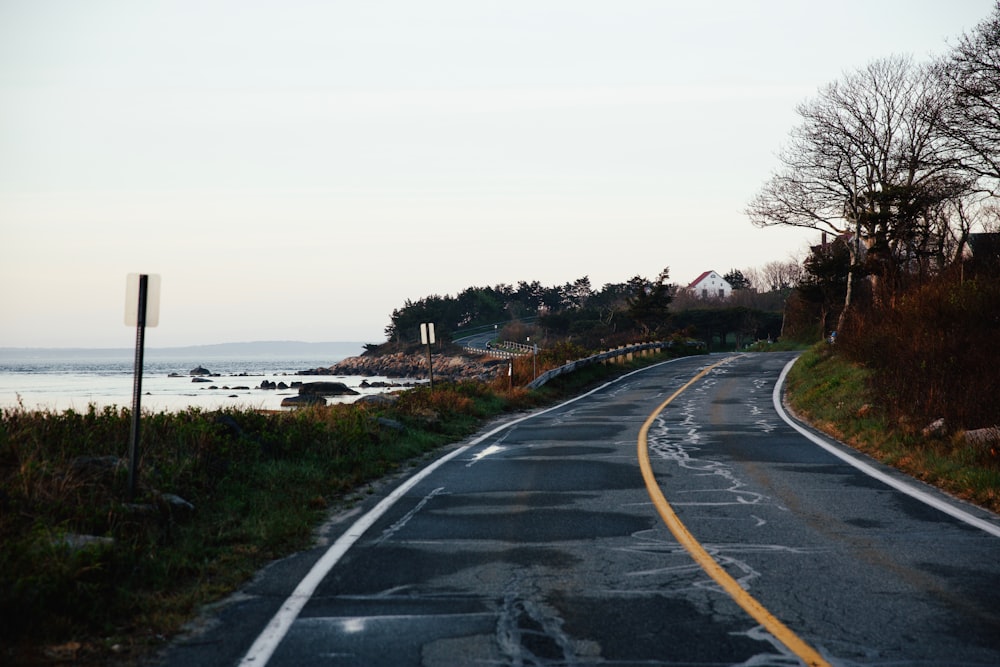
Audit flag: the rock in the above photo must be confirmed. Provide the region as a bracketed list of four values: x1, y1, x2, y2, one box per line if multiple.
[192, 377, 212, 383]
[963, 425, 1000, 447]
[282, 395, 327, 407]
[922, 418, 947, 437]
[361, 380, 398, 388]
[298, 381, 360, 396]
[70, 455, 122, 480]
[55, 533, 115, 554]
[157, 493, 195, 518]
[356, 393, 399, 407]
[190, 365, 212, 376]
[319, 350, 505, 383]
[298, 367, 336, 375]
[376, 416, 406, 431]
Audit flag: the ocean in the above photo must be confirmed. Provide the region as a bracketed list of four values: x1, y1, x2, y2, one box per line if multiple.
[0, 343, 416, 413]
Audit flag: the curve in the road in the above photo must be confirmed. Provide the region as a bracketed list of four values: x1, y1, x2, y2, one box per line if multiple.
[637, 354, 832, 667]
[238, 359, 679, 667]
[772, 358, 1000, 539]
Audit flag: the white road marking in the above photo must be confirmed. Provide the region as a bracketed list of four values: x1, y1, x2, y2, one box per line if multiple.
[238, 355, 695, 666]
[774, 357, 1000, 539]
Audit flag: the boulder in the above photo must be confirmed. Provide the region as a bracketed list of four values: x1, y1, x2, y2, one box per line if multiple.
[190, 366, 212, 376]
[356, 393, 399, 407]
[157, 493, 195, 520]
[282, 394, 327, 407]
[297, 381, 360, 396]
[376, 416, 406, 431]
[70, 455, 122, 481]
[55, 533, 115, 554]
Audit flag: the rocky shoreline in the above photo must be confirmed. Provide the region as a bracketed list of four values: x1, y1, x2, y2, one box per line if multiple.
[300, 350, 507, 383]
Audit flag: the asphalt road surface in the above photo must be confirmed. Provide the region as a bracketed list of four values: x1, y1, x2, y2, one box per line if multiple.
[155, 352, 1000, 667]
[452, 331, 496, 351]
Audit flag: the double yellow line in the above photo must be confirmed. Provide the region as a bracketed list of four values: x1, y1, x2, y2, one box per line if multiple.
[637, 357, 831, 667]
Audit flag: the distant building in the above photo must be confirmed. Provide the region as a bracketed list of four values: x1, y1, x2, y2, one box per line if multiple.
[687, 270, 733, 299]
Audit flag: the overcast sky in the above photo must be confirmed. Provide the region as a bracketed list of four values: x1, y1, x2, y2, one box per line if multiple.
[1, 0, 993, 348]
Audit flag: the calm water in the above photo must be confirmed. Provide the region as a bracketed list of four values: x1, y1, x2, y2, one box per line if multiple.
[0, 349, 417, 413]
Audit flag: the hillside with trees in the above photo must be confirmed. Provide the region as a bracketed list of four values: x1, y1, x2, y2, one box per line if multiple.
[379, 265, 791, 356]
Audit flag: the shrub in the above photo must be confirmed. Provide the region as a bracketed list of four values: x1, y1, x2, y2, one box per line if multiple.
[838, 276, 1000, 429]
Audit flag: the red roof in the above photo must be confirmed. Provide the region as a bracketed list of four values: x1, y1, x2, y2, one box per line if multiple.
[687, 270, 715, 288]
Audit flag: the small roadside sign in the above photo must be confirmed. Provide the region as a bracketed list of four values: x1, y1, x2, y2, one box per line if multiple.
[125, 273, 161, 327]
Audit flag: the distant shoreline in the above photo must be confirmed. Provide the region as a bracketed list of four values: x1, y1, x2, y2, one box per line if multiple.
[0, 341, 370, 360]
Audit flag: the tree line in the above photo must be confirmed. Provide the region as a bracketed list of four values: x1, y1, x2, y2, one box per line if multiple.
[747, 4, 1000, 430]
[747, 3, 1000, 333]
[382, 264, 789, 353]
[384, 269, 676, 345]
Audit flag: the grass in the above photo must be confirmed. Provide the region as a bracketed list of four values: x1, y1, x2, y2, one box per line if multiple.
[0, 348, 692, 665]
[783, 343, 1000, 513]
[745, 339, 812, 352]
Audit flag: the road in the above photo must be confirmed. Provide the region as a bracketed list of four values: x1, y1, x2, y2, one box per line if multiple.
[156, 352, 1000, 667]
[452, 331, 496, 351]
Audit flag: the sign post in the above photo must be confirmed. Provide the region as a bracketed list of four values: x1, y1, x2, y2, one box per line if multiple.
[420, 322, 435, 390]
[528, 336, 537, 379]
[125, 273, 160, 501]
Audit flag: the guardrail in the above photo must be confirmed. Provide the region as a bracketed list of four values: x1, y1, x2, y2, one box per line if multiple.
[526, 341, 702, 389]
[462, 340, 536, 358]
[465, 347, 519, 359]
[462, 339, 705, 385]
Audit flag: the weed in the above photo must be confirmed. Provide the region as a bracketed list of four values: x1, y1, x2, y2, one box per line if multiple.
[785, 344, 1000, 513]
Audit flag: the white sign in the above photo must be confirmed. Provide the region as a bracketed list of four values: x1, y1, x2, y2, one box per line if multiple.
[125, 273, 161, 327]
[420, 322, 435, 345]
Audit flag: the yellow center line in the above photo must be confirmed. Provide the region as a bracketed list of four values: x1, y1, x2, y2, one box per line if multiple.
[637, 356, 831, 667]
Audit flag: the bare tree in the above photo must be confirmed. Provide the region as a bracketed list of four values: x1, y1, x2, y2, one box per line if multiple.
[746, 56, 971, 329]
[938, 2, 1000, 186]
[755, 260, 804, 292]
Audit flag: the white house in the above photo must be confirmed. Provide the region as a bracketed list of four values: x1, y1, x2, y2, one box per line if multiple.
[688, 270, 733, 299]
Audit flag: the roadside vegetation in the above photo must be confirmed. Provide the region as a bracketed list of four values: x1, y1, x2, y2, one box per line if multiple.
[785, 341, 999, 514]
[0, 345, 694, 665]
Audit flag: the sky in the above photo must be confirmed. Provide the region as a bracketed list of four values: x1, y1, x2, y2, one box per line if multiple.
[1, 0, 994, 348]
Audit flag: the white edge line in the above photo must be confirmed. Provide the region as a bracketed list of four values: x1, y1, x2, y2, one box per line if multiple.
[774, 357, 1000, 539]
[239, 355, 693, 665]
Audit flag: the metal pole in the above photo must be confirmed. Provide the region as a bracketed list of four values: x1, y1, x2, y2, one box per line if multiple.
[127, 274, 148, 502]
[425, 341, 434, 390]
